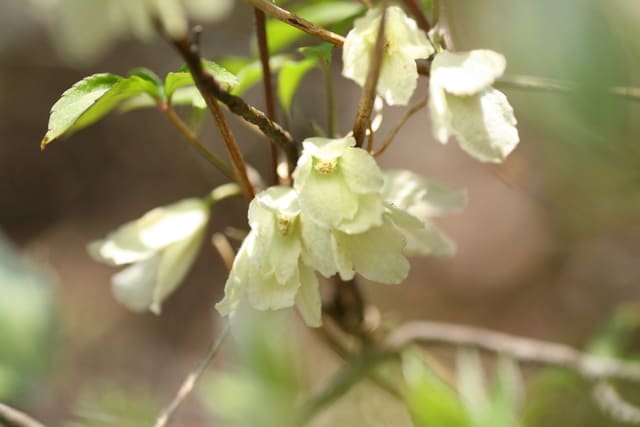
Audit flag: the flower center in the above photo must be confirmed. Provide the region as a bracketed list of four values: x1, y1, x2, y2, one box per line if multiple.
[313, 158, 338, 174]
[276, 215, 294, 236]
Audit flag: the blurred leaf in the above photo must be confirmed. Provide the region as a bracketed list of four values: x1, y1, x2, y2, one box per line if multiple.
[265, 2, 362, 53]
[299, 43, 334, 64]
[168, 60, 238, 99]
[0, 232, 57, 401]
[587, 302, 640, 358]
[401, 349, 471, 427]
[218, 55, 291, 95]
[278, 58, 318, 116]
[41, 73, 160, 148]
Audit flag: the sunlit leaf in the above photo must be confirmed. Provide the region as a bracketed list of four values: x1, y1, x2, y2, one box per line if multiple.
[218, 55, 291, 95]
[278, 58, 318, 116]
[41, 73, 160, 148]
[166, 60, 238, 99]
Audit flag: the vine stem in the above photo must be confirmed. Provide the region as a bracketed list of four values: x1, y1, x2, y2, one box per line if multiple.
[158, 102, 236, 181]
[153, 323, 230, 427]
[254, 8, 281, 184]
[247, 0, 346, 47]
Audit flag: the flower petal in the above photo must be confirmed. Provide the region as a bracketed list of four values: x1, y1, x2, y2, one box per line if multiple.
[247, 268, 301, 311]
[300, 217, 338, 278]
[431, 50, 506, 96]
[428, 84, 452, 144]
[297, 168, 358, 228]
[388, 207, 455, 256]
[378, 50, 421, 105]
[337, 193, 384, 234]
[447, 88, 519, 163]
[215, 232, 255, 317]
[340, 147, 384, 195]
[295, 264, 322, 327]
[110, 255, 160, 312]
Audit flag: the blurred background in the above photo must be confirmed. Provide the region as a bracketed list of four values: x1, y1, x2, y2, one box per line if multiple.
[1, 0, 640, 425]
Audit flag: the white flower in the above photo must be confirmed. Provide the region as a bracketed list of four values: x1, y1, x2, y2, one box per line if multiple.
[382, 169, 466, 256]
[429, 50, 519, 163]
[215, 187, 321, 327]
[342, 6, 434, 106]
[293, 136, 385, 234]
[88, 198, 209, 314]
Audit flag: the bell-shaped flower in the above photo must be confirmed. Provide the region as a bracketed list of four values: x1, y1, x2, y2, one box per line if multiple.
[293, 136, 386, 234]
[382, 169, 466, 257]
[343, 6, 434, 106]
[215, 187, 321, 327]
[88, 198, 209, 314]
[429, 49, 519, 163]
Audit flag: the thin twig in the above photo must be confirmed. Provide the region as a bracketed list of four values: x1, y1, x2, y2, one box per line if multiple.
[246, 0, 346, 47]
[352, 5, 387, 147]
[0, 404, 46, 427]
[373, 96, 428, 156]
[158, 102, 236, 181]
[154, 323, 230, 427]
[401, 0, 431, 33]
[386, 321, 640, 382]
[254, 8, 281, 184]
[212, 232, 235, 271]
[171, 29, 298, 174]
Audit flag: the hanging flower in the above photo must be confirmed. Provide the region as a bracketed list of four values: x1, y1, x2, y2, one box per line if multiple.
[429, 49, 520, 163]
[292, 136, 385, 234]
[215, 187, 321, 327]
[342, 6, 434, 106]
[88, 198, 210, 314]
[382, 169, 466, 256]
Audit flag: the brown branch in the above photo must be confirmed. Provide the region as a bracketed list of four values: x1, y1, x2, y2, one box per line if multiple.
[254, 8, 281, 184]
[0, 404, 46, 427]
[158, 102, 236, 181]
[154, 323, 230, 427]
[386, 321, 640, 382]
[352, 6, 387, 147]
[402, 0, 431, 33]
[171, 29, 298, 176]
[246, 0, 346, 47]
[373, 96, 427, 156]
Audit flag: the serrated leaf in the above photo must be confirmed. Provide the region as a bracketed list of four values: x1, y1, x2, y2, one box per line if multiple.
[299, 43, 334, 64]
[402, 349, 471, 427]
[41, 73, 161, 148]
[128, 68, 164, 99]
[278, 58, 318, 116]
[168, 60, 238, 99]
[265, 2, 363, 53]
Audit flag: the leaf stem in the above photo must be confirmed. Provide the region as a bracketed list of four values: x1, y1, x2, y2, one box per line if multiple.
[158, 102, 236, 181]
[254, 8, 281, 184]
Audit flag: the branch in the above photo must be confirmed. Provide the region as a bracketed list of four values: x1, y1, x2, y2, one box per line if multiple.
[402, 0, 431, 33]
[373, 96, 428, 156]
[0, 404, 46, 427]
[246, 0, 346, 47]
[154, 323, 230, 427]
[170, 29, 298, 174]
[386, 321, 640, 382]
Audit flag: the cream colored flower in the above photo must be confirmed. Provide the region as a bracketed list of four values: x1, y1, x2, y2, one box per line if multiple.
[342, 6, 434, 106]
[88, 198, 209, 314]
[429, 50, 519, 163]
[216, 187, 321, 327]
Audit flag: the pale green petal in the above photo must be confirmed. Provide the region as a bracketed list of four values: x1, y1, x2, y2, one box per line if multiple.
[291, 151, 313, 189]
[378, 50, 421, 106]
[431, 50, 506, 96]
[151, 0, 188, 39]
[386, 6, 433, 59]
[295, 264, 322, 327]
[265, 231, 302, 284]
[254, 186, 300, 217]
[303, 136, 354, 162]
[183, 0, 234, 21]
[340, 147, 384, 194]
[428, 84, 451, 144]
[300, 217, 338, 278]
[87, 238, 154, 266]
[332, 234, 356, 281]
[390, 208, 456, 256]
[447, 88, 519, 163]
[341, 218, 409, 284]
[337, 193, 384, 234]
[247, 268, 301, 311]
[298, 168, 358, 228]
[342, 7, 380, 88]
[215, 232, 256, 317]
[111, 255, 160, 312]
[151, 228, 206, 314]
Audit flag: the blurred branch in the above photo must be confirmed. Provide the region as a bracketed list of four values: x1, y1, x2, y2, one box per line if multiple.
[373, 96, 428, 156]
[246, 0, 346, 47]
[157, 102, 236, 180]
[401, 0, 431, 32]
[170, 27, 298, 177]
[594, 381, 640, 424]
[387, 321, 640, 382]
[0, 404, 46, 427]
[496, 74, 640, 101]
[154, 323, 230, 427]
[353, 6, 387, 147]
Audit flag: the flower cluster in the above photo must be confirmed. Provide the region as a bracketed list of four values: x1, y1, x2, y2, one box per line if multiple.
[216, 136, 464, 326]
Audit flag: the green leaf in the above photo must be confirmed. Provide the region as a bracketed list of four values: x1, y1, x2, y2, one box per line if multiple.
[218, 55, 290, 96]
[299, 43, 334, 64]
[128, 68, 164, 99]
[167, 59, 238, 99]
[265, 2, 363, 53]
[41, 73, 160, 148]
[402, 349, 471, 427]
[278, 58, 318, 116]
